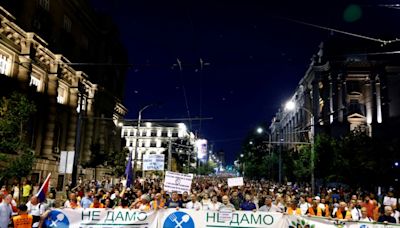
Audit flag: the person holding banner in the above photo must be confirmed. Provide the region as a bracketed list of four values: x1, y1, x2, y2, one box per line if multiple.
[165, 192, 182, 209]
[207, 195, 222, 211]
[259, 196, 280, 212]
[332, 202, 352, 220]
[150, 193, 165, 210]
[239, 194, 256, 211]
[286, 200, 302, 215]
[186, 194, 202, 210]
[219, 195, 235, 212]
[26, 196, 45, 228]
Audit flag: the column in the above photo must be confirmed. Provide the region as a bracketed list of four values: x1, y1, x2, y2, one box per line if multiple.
[82, 90, 95, 163]
[17, 34, 34, 88]
[337, 75, 344, 123]
[312, 75, 321, 135]
[66, 86, 78, 151]
[41, 61, 59, 159]
[364, 76, 373, 124]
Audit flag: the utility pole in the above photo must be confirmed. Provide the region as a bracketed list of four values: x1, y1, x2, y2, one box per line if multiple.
[71, 82, 85, 187]
[167, 138, 172, 171]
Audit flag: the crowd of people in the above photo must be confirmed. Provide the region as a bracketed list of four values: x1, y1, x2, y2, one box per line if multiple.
[0, 176, 399, 227]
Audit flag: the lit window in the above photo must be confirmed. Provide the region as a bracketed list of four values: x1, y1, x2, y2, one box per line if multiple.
[76, 96, 86, 113]
[29, 74, 41, 91]
[57, 87, 66, 104]
[0, 54, 9, 75]
[39, 0, 50, 11]
[63, 15, 72, 32]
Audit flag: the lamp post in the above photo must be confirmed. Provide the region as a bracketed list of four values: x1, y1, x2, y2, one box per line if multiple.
[256, 127, 275, 181]
[133, 104, 156, 182]
[285, 101, 315, 194]
[240, 153, 245, 177]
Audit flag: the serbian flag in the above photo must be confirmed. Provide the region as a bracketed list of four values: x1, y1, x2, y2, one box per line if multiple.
[36, 173, 51, 202]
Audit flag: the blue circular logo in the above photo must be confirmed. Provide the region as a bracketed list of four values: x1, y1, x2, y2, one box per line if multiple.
[43, 210, 70, 228]
[163, 211, 195, 228]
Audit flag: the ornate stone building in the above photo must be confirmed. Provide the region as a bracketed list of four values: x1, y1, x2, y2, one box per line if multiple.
[270, 37, 400, 149]
[0, 2, 127, 188]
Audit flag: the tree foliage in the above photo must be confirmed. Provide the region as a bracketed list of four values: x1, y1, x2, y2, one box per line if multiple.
[0, 92, 36, 183]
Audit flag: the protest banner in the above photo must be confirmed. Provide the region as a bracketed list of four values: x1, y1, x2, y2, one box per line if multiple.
[41, 208, 400, 228]
[143, 154, 165, 171]
[163, 171, 193, 194]
[227, 177, 244, 187]
[42, 208, 158, 228]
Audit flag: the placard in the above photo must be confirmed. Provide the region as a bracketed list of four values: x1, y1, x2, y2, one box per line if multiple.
[227, 177, 244, 187]
[143, 154, 165, 171]
[164, 171, 193, 194]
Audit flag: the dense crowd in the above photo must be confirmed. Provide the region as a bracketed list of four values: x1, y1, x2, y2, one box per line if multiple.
[0, 176, 399, 227]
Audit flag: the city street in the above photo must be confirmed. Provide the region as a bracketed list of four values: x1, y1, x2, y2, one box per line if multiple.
[0, 1, 400, 227]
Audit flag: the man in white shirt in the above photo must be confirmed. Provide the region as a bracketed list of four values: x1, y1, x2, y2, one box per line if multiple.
[26, 196, 45, 228]
[205, 196, 221, 211]
[259, 196, 281, 212]
[391, 204, 400, 223]
[350, 200, 362, 221]
[186, 194, 202, 210]
[359, 207, 373, 222]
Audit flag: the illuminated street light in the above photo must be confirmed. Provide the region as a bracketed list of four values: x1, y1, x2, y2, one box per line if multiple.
[249, 141, 253, 145]
[256, 127, 263, 134]
[284, 99, 315, 194]
[240, 154, 244, 158]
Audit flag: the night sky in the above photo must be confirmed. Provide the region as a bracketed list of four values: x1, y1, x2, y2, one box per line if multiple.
[90, 0, 400, 164]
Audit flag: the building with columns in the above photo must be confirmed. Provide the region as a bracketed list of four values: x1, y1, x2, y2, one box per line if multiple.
[121, 122, 198, 172]
[0, 3, 127, 188]
[270, 37, 400, 150]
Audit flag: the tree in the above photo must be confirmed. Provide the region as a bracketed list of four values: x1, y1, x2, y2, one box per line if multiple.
[110, 147, 129, 177]
[0, 92, 36, 183]
[197, 161, 217, 175]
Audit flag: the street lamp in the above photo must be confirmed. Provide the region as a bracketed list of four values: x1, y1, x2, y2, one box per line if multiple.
[285, 100, 315, 194]
[133, 104, 156, 182]
[256, 127, 263, 134]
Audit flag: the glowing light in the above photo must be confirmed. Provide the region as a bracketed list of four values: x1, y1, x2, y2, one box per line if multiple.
[257, 127, 263, 134]
[285, 101, 296, 111]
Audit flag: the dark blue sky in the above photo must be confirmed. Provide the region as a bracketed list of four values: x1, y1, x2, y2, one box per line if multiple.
[91, 0, 400, 164]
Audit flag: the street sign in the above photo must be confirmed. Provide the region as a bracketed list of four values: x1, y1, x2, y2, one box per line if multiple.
[143, 154, 165, 171]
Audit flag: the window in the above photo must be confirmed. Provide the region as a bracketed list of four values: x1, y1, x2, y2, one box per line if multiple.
[57, 86, 66, 104]
[29, 74, 41, 91]
[161, 131, 168, 137]
[63, 15, 72, 32]
[150, 141, 157, 147]
[130, 131, 134, 136]
[151, 131, 157, 137]
[76, 95, 86, 113]
[39, 0, 50, 11]
[172, 132, 178, 137]
[0, 54, 9, 75]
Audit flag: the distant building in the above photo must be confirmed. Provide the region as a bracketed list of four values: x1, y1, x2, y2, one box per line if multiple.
[270, 37, 400, 149]
[121, 123, 197, 172]
[0, 1, 127, 187]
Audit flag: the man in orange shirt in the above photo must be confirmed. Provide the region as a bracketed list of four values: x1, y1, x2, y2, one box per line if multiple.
[13, 204, 33, 228]
[89, 196, 105, 208]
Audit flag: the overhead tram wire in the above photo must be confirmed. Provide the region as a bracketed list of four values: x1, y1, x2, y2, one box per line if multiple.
[273, 16, 400, 46]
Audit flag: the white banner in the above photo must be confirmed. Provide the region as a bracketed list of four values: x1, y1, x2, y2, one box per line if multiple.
[42, 208, 158, 228]
[164, 171, 193, 194]
[143, 154, 165, 171]
[41, 208, 400, 228]
[227, 177, 244, 187]
[58, 151, 74, 174]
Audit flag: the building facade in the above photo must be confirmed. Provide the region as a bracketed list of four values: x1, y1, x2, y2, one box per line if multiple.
[270, 38, 400, 149]
[0, 3, 127, 188]
[121, 123, 197, 172]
